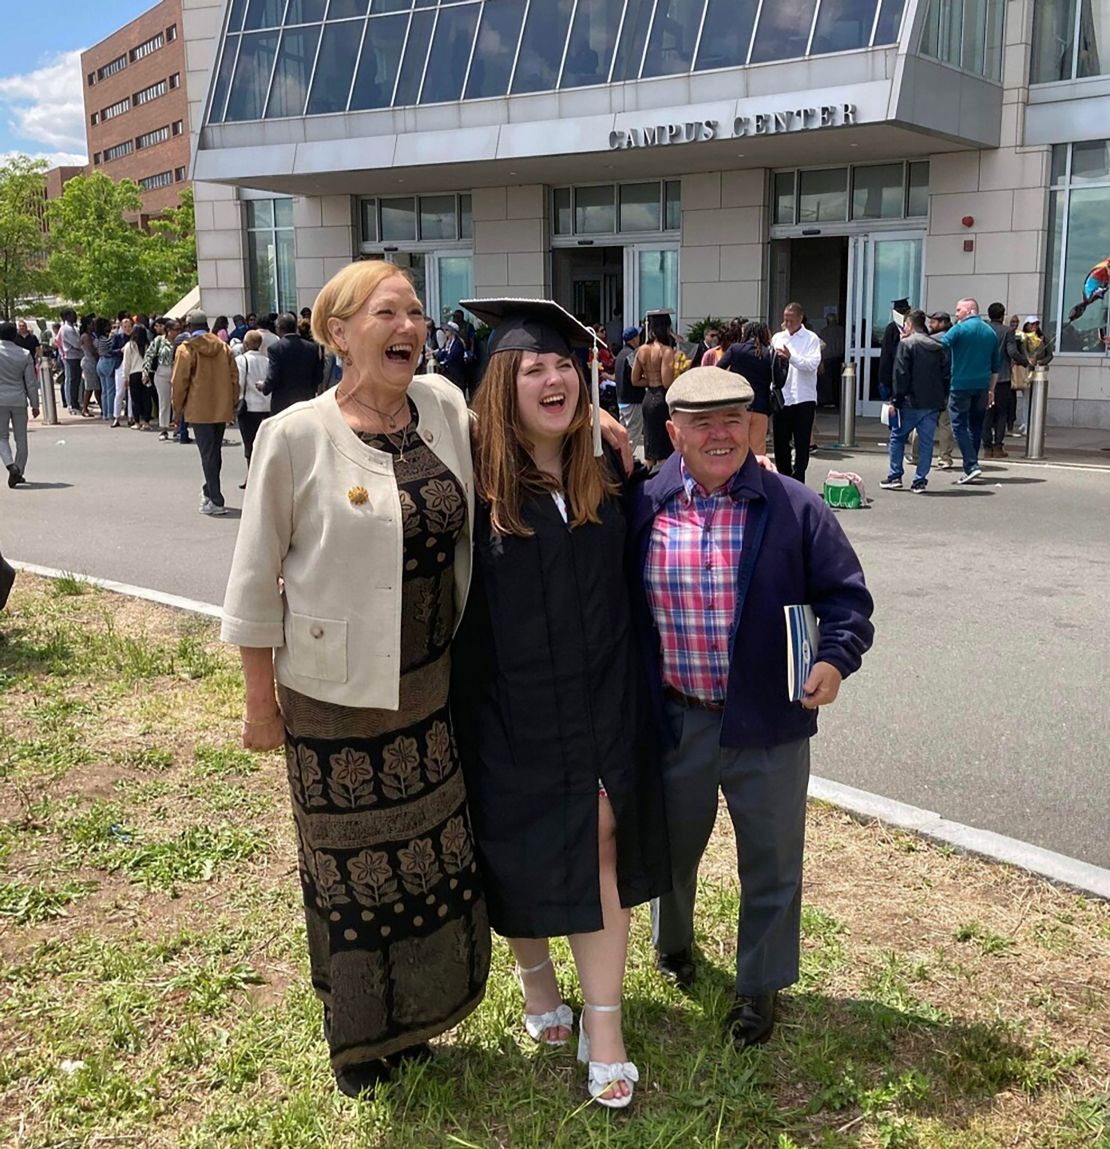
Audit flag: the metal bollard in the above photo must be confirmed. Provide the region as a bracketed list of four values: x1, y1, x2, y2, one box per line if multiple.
[1024, 364, 1049, 460]
[835, 361, 857, 448]
[38, 361, 58, 425]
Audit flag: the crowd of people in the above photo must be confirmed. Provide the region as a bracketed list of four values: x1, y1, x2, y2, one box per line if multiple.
[216, 260, 874, 1108]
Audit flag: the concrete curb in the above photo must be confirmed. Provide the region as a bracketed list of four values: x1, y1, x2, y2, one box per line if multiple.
[10, 561, 1110, 902]
[809, 777, 1110, 900]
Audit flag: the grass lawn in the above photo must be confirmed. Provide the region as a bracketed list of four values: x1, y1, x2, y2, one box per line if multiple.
[0, 573, 1107, 1149]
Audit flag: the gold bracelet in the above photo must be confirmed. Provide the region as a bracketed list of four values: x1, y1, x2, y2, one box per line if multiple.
[242, 712, 282, 727]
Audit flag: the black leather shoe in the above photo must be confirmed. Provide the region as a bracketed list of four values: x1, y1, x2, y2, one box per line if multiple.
[390, 1041, 433, 1068]
[335, 1059, 392, 1099]
[654, 946, 696, 989]
[0, 556, 15, 611]
[724, 992, 777, 1048]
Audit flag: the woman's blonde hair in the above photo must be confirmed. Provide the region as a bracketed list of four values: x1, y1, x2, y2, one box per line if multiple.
[310, 260, 414, 355]
[472, 350, 618, 538]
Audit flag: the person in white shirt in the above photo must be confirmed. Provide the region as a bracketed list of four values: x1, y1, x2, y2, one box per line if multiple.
[770, 303, 822, 483]
[235, 329, 272, 489]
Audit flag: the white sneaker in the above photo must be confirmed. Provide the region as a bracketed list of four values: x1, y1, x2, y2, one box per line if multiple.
[199, 500, 228, 516]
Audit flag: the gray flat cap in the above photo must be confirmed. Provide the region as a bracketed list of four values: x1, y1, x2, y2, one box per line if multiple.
[666, 365, 754, 413]
[185, 309, 208, 329]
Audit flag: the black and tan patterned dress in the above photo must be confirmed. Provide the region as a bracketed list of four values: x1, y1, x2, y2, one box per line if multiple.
[278, 406, 489, 1073]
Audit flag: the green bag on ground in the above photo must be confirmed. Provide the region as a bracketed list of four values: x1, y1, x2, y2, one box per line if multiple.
[823, 478, 863, 510]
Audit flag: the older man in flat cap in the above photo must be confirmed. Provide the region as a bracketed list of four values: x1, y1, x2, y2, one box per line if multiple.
[626, 366, 874, 1049]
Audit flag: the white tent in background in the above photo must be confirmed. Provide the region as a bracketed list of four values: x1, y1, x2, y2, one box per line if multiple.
[166, 285, 200, 319]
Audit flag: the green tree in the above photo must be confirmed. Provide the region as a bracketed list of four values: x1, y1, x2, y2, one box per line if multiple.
[147, 185, 197, 307]
[0, 155, 50, 319]
[46, 172, 163, 315]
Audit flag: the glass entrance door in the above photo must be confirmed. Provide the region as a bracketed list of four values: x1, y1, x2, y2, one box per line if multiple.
[847, 232, 924, 417]
[626, 244, 679, 326]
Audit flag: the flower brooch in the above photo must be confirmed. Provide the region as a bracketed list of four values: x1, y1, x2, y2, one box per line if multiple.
[347, 485, 369, 506]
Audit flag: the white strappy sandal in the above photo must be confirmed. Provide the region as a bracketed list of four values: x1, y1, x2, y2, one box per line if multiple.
[515, 957, 574, 1046]
[577, 1002, 639, 1109]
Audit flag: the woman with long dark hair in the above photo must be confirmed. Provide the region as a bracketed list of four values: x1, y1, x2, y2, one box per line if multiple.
[454, 299, 668, 1110]
[718, 320, 773, 456]
[123, 324, 153, 430]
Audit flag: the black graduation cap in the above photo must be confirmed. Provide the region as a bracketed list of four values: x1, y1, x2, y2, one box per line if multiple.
[460, 298, 596, 357]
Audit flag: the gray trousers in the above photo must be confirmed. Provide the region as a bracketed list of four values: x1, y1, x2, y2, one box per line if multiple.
[0, 406, 29, 473]
[651, 701, 810, 996]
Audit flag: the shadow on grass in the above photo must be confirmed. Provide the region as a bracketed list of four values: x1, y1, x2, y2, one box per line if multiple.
[0, 619, 73, 677]
[354, 978, 1076, 1149]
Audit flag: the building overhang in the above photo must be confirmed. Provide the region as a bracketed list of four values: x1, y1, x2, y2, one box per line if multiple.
[194, 48, 1002, 196]
[1025, 76, 1110, 147]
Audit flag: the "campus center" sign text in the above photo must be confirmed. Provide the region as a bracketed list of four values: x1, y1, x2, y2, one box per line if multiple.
[608, 104, 857, 150]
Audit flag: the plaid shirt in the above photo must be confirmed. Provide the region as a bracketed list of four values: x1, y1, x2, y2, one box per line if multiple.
[643, 461, 749, 703]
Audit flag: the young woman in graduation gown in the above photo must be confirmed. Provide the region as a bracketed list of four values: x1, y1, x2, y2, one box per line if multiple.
[452, 299, 670, 1109]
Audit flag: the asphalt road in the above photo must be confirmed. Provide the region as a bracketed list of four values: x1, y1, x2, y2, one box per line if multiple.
[5, 412, 1109, 867]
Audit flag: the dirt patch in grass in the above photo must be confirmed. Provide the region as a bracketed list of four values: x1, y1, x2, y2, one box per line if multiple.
[1, 574, 1108, 1149]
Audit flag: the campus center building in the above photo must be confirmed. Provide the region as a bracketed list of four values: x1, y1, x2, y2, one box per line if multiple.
[182, 0, 1110, 427]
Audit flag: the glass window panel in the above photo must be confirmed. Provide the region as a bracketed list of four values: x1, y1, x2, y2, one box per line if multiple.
[870, 237, 921, 351]
[798, 167, 847, 222]
[438, 256, 473, 324]
[459, 194, 472, 239]
[225, 31, 279, 121]
[420, 2, 480, 104]
[638, 248, 678, 315]
[361, 198, 378, 243]
[611, 0, 654, 80]
[381, 196, 417, 241]
[960, 0, 986, 73]
[642, 0, 704, 77]
[575, 185, 615, 234]
[349, 13, 407, 108]
[465, 0, 525, 98]
[248, 229, 278, 314]
[943, 0, 965, 67]
[873, 0, 904, 43]
[390, 252, 427, 311]
[919, 0, 940, 58]
[811, 0, 877, 55]
[1051, 144, 1069, 184]
[511, 0, 573, 94]
[419, 194, 458, 240]
[984, 0, 1003, 77]
[620, 182, 661, 232]
[554, 187, 571, 234]
[851, 163, 904, 220]
[773, 171, 796, 224]
[562, 0, 623, 88]
[1059, 187, 1110, 351]
[244, 0, 285, 31]
[394, 10, 435, 104]
[695, 0, 758, 70]
[329, 0, 368, 16]
[664, 180, 681, 230]
[274, 197, 295, 227]
[1031, 0, 1076, 82]
[276, 229, 298, 313]
[228, 0, 249, 33]
[287, 0, 326, 21]
[1071, 140, 1110, 183]
[750, 0, 818, 63]
[307, 20, 362, 113]
[371, 0, 411, 10]
[1042, 189, 1064, 347]
[906, 161, 929, 216]
[209, 35, 240, 122]
[415, 0, 438, 6]
[1077, 0, 1110, 77]
[266, 25, 321, 117]
[247, 199, 274, 228]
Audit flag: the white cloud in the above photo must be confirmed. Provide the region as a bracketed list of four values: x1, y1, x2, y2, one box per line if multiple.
[0, 50, 89, 163]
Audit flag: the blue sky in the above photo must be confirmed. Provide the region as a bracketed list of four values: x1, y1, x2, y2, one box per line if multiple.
[0, 1, 153, 166]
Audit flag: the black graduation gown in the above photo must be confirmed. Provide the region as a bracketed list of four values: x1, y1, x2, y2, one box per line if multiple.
[452, 485, 670, 938]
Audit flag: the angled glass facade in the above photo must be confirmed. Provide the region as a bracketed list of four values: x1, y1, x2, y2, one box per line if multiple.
[208, 0, 908, 123]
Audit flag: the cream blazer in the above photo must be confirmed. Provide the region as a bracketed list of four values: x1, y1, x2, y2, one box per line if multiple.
[220, 375, 474, 709]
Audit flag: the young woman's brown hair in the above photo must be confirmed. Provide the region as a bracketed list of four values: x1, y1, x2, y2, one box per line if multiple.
[472, 350, 618, 537]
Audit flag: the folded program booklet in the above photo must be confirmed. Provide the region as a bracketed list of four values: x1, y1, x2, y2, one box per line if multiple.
[785, 604, 819, 703]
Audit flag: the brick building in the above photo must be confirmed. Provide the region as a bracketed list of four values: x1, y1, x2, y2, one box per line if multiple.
[82, 0, 190, 221]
